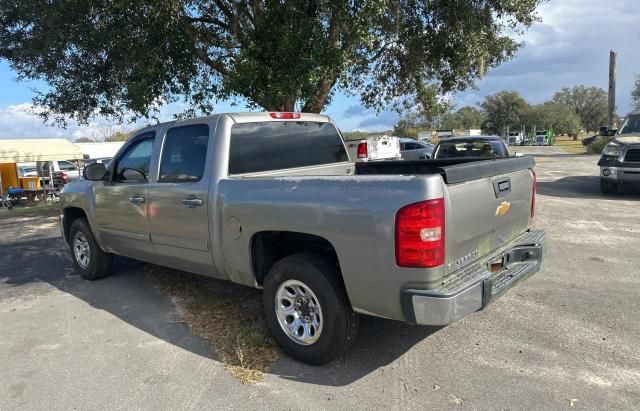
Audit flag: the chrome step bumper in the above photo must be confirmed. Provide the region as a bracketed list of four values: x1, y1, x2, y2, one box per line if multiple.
[403, 230, 546, 326]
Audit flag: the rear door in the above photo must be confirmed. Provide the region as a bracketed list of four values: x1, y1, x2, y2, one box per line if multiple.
[444, 167, 534, 274]
[147, 123, 217, 276]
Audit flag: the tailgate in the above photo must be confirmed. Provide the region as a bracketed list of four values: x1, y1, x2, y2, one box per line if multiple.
[367, 136, 400, 160]
[442, 160, 535, 274]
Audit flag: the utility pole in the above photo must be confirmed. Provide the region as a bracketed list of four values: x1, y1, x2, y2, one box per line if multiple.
[608, 50, 617, 130]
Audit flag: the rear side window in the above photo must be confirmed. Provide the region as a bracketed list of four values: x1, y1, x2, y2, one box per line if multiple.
[159, 124, 209, 182]
[228, 121, 348, 174]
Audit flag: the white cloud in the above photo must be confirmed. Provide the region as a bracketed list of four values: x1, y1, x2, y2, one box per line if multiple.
[0, 102, 194, 140]
[456, 0, 640, 114]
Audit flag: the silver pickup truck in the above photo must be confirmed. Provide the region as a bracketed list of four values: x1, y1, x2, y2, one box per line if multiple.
[60, 112, 545, 365]
[598, 111, 640, 194]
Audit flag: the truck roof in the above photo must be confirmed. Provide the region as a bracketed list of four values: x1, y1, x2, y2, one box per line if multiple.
[133, 112, 332, 135]
[227, 112, 331, 123]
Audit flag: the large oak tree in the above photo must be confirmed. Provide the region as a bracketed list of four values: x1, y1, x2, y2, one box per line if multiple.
[0, 0, 543, 125]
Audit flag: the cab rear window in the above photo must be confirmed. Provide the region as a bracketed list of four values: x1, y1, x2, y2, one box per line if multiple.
[228, 121, 348, 174]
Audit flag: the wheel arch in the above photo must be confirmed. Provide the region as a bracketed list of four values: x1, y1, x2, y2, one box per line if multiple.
[250, 231, 346, 290]
[62, 207, 89, 244]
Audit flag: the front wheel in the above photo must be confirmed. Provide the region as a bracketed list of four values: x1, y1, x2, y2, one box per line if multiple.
[263, 253, 359, 365]
[69, 218, 113, 280]
[600, 179, 618, 195]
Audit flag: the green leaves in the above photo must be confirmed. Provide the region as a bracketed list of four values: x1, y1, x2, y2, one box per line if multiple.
[481, 91, 530, 136]
[552, 86, 609, 132]
[0, 0, 545, 124]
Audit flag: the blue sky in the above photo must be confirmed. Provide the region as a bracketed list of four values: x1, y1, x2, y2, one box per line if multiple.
[1, 0, 639, 139]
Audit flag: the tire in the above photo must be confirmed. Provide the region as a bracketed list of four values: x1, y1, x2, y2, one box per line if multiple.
[600, 179, 618, 195]
[69, 218, 113, 280]
[263, 252, 359, 365]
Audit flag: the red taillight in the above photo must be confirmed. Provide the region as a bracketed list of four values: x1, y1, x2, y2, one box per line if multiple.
[62, 172, 68, 182]
[357, 142, 368, 159]
[395, 198, 445, 268]
[531, 170, 536, 218]
[269, 112, 301, 119]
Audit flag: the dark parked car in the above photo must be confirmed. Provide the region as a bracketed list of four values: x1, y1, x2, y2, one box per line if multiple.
[399, 138, 435, 160]
[432, 136, 510, 159]
[583, 127, 618, 146]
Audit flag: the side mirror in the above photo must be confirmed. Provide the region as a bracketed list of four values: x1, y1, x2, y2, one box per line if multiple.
[83, 163, 107, 181]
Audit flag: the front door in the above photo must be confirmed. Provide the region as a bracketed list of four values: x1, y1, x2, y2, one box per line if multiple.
[147, 123, 217, 276]
[94, 133, 156, 261]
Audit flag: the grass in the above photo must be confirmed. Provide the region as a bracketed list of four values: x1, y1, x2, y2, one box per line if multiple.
[0, 202, 59, 219]
[553, 136, 589, 154]
[151, 266, 280, 384]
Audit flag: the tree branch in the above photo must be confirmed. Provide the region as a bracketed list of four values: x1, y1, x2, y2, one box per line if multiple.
[212, 0, 234, 21]
[193, 47, 229, 77]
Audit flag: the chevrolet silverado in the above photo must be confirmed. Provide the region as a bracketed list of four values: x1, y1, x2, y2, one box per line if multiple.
[60, 112, 545, 364]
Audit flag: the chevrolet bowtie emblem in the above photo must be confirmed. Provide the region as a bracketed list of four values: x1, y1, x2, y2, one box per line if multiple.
[496, 201, 511, 216]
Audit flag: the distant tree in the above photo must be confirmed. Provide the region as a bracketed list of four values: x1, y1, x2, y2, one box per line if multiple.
[526, 102, 581, 139]
[105, 131, 131, 142]
[440, 106, 484, 130]
[74, 137, 96, 143]
[0, 1, 545, 125]
[394, 112, 425, 137]
[632, 76, 640, 112]
[552, 86, 608, 132]
[341, 131, 369, 141]
[481, 91, 530, 136]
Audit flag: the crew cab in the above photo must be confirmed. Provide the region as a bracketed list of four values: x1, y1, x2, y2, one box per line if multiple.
[60, 112, 545, 365]
[598, 112, 640, 194]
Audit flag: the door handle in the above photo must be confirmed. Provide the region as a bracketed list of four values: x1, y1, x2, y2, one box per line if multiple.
[128, 196, 145, 205]
[181, 197, 203, 208]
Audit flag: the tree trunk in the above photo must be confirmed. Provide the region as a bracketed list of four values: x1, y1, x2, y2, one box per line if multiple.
[276, 99, 296, 112]
[302, 78, 334, 113]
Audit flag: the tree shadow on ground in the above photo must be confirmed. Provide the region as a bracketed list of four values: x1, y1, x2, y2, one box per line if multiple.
[0, 236, 439, 387]
[537, 176, 640, 201]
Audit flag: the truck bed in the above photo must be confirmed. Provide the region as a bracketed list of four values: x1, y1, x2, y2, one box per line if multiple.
[355, 156, 535, 184]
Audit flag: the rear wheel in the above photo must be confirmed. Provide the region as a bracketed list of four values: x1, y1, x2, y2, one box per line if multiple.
[600, 179, 618, 195]
[69, 218, 113, 280]
[263, 253, 359, 365]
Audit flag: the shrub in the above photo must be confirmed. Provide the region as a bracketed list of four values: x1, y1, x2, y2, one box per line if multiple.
[589, 137, 612, 154]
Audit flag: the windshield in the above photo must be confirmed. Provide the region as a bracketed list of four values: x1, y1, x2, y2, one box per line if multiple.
[434, 139, 508, 159]
[618, 114, 640, 135]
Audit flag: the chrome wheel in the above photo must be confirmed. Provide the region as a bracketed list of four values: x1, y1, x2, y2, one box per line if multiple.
[275, 279, 323, 345]
[73, 232, 91, 269]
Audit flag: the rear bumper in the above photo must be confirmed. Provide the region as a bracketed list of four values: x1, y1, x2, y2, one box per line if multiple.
[403, 230, 546, 326]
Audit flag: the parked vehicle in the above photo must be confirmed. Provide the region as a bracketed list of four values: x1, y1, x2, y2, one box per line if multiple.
[40, 160, 83, 187]
[399, 138, 435, 160]
[598, 112, 640, 194]
[533, 129, 554, 146]
[18, 165, 38, 177]
[582, 134, 601, 147]
[344, 135, 400, 162]
[506, 131, 525, 146]
[432, 136, 510, 159]
[583, 127, 617, 147]
[60, 112, 545, 365]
